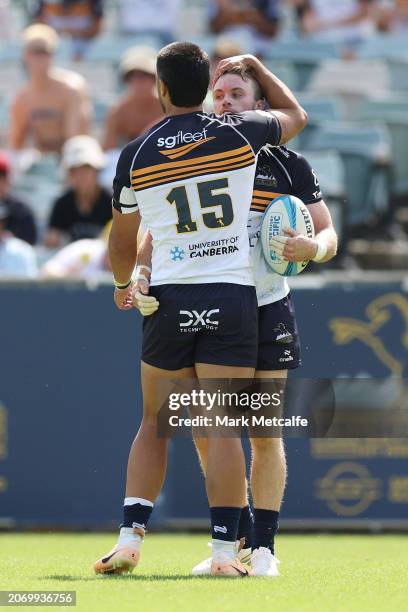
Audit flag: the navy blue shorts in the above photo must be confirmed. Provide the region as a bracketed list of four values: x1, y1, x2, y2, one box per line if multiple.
[142, 283, 258, 370]
[257, 293, 301, 371]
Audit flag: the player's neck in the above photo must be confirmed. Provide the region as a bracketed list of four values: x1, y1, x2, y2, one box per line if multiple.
[165, 104, 203, 117]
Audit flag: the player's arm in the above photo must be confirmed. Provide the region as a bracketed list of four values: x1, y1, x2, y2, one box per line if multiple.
[9, 94, 29, 149]
[213, 54, 307, 144]
[132, 229, 159, 316]
[110, 143, 142, 309]
[109, 207, 141, 309]
[270, 154, 337, 263]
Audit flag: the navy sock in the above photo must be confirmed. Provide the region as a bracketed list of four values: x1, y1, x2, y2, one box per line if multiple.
[210, 507, 241, 542]
[252, 508, 279, 554]
[237, 505, 253, 548]
[120, 503, 153, 530]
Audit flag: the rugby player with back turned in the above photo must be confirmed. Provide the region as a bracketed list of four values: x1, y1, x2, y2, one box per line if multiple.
[94, 42, 307, 577]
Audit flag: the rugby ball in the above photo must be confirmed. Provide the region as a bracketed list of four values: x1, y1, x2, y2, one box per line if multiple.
[261, 195, 315, 276]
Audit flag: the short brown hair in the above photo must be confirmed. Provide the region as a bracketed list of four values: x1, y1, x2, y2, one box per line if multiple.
[218, 65, 264, 101]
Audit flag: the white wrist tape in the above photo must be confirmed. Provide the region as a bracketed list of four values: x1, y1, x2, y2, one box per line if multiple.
[312, 239, 328, 262]
[136, 264, 151, 275]
[134, 273, 149, 282]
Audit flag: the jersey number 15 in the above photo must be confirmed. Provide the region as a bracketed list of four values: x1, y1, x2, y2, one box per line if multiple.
[167, 178, 234, 234]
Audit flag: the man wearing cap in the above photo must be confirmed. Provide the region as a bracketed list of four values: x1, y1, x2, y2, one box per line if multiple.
[102, 47, 163, 151]
[10, 24, 91, 154]
[0, 204, 38, 278]
[44, 135, 112, 248]
[0, 153, 37, 245]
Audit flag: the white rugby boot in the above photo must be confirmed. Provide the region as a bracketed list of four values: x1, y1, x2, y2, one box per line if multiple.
[251, 547, 280, 577]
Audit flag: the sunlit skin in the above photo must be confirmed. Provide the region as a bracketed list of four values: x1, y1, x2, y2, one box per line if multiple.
[213, 72, 264, 115]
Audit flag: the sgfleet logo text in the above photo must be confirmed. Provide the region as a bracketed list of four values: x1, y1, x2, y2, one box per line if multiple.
[158, 128, 208, 149]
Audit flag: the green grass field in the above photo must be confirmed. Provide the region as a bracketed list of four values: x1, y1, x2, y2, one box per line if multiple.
[0, 534, 407, 612]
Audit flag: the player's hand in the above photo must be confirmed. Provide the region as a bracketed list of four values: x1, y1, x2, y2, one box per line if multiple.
[212, 54, 260, 86]
[132, 276, 159, 316]
[270, 227, 318, 262]
[114, 283, 135, 311]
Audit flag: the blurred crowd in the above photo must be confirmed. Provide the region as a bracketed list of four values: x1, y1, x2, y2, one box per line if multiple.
[1, 0, 408, 280]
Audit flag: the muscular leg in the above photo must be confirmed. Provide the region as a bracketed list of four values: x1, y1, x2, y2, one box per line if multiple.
[249, 370, 287, 511]
[248, 370, 287, 561]
[195, 363, 254, 508]
[192, 436, 249, 507]
[125, 361, 195, 501]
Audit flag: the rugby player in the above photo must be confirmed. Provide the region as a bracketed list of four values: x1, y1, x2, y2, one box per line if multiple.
[133, 54, 338, 578]
[94, 42, 307, 577]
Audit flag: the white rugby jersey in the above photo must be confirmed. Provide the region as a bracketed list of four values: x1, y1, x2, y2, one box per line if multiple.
[113, 110, 281, 286]
[247, 145, 323, 306]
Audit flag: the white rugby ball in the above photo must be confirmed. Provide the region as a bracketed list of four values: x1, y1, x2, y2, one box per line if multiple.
[261, 195, 315, 276]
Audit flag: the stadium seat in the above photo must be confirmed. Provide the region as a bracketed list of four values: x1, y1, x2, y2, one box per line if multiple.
[85, 34, 161, 63]
[294, 95, 343, 148]
[267, 40, 341, 90]
[357, 98, 408, 197]
[263, 60, 298, 91]
[307, 60, 391, 119]
[93, 96, 115, 124]
[0, 62, 24, 99]
[306, 122, 392, 228]
[358, 34, 408, 61]
[268, 39, 341, 61]
[0, 40, 21, 63]
[0, 98, 10, 146]
[65, 61, 117, 95]
[387, 58, 408, 92]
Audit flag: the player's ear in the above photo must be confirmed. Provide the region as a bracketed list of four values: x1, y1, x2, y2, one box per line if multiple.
[157, 78, 168, 98]
[255, 98, 265, 111]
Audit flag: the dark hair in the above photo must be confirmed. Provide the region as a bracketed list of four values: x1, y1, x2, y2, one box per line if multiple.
[156, 42, 210, 107]
[217, 65, 264, 102]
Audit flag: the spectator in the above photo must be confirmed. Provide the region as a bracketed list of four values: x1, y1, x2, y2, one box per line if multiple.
[102, 47, 163, 151]
[0, 153, 37, 245]
[0, 0, 18, 41]
[376, 0, 408, 34]
[0, 204, 38, 278]
[44, 135, 112, 248]
[210, 37, 244, 78]
[33, 0, 104, 61]
[10, 24, 92, 155]
[295, 0, 376, 50]
[41, 221, 111, 279]
[209, 0, 281, 56]
[117, 0, 181, 46]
